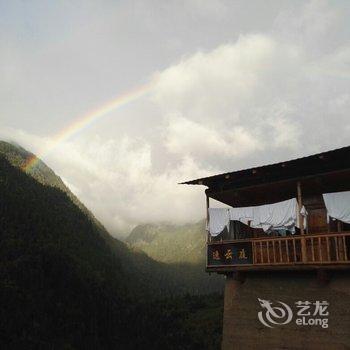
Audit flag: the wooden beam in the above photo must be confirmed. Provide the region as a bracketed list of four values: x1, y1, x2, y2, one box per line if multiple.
[337, 220, 342, 232]
[206, 194, 210, 243]
[279, 240, 282, 262]
[297, 181, 307, 262]
[297, 182, 305, 234]
[293, 239, 297, 262]
[343, 236, 348, 261]
[207, 264, 350, 273]
[311, 238, 315, 262]
[206, 168, 350, 198]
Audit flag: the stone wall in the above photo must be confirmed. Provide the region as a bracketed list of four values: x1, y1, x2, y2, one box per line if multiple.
[222, 271, 350, 350]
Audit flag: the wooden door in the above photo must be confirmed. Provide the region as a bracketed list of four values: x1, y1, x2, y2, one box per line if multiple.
[303, 195, 328, 234]
[307, 208, 328, 233]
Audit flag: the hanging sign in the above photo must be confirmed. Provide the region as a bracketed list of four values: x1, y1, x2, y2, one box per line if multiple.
[207, 241, 253, 266]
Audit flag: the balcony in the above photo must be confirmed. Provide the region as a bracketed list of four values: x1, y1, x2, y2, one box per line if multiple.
[207, 232, 350, 272]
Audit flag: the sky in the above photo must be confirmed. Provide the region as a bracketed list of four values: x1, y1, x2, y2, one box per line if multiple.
[1, 0, 350, 237]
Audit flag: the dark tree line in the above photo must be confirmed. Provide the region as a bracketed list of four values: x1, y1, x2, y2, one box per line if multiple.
[0, 155, 222, 349]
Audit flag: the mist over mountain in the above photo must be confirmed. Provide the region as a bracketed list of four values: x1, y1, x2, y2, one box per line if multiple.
[0, 141, 223, 349]
[126, 220, 207, 264]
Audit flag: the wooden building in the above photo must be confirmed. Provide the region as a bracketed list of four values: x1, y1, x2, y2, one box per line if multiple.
[182, 146, 350, 349]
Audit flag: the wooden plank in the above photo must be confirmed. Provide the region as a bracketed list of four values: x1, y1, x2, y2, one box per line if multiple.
[206, 232, 350, 245]
[297, 182, 307, 263]
[252, 241, 256, 264]
[206, 194, 210, 243]
[260, 242, 263, 264]
[286, 240, 290, 263]
[206, 263, 350, 273]
[279, 240, 282, 262]
[326, 237, 330, 262]
[318, 237, 322, 262]
[337, 220, 342, 232]
[343, 236, 348, 261]
[311, 238, 315, 262]
[272, 240, 276, 263]
[334, 236, 339, 261]
[267, 241, 270, 263]
[293, 239, 297, 262]
[297, 182, 304, 234]
[339, 235, 345, 261]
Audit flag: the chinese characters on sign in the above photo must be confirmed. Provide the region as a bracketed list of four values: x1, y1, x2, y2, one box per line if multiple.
[295, 300, 329, 317]
[208, 242, 253, 265]
[224, 249, 233, 260]
[258, 299, 329, 329]
[294, 300, 329, 328]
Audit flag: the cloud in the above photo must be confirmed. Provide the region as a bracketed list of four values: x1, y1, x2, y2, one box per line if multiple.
[153, 35, 278, 123]
[274, 0, 339, 52]
[0, 127, 209, 235]
[164, 115, 262, 160]
[184, 0, 228, 19]
[53, 138, 210, 235]
[1, 1, 350, 236]
[152, 24, 350, 167]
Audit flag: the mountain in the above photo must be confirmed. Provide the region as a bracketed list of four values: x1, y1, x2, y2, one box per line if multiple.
[126, 222, 225, 298]
[0, 141, 105, 232]
[126, 221, 207, 264]
[0, 141, 224, 295]
[0, 141, 223, 349]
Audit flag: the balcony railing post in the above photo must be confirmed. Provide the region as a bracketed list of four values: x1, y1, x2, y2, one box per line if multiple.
[297, 181, 307, 262]
[343, 236, 348, 261]
[285, 240, 290, 263]
[206, 193, 210, 243]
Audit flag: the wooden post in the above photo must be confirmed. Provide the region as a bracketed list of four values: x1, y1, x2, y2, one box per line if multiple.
[297, 181, 307, 262]
[206, 193, 210, 243]
[205, 193, 210, 268]
[337, 220, 342, 233]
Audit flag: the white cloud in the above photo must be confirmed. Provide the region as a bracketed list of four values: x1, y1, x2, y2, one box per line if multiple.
[1, 1, 350, 236]
[152, 25, 350, 164]
[273, 0, 339, 53]
[153, 35, 278, 123]
[184, 0, 228, 19]
[0, 127, 209, 235]
[164, 115, 262, 159]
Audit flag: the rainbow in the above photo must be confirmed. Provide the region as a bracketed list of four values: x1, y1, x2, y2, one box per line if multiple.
[22, 81, 154, 172]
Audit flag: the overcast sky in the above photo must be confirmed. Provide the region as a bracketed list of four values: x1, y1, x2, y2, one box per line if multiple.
[1, 0, 350, 236]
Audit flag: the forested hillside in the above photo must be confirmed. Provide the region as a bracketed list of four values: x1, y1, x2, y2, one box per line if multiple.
[0, 141, 107, 232]
[126, 221, 207, 264]
[0, 142, 223, 349]
[0, 141, 223, 295]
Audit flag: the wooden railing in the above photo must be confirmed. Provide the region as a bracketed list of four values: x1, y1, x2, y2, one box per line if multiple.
[253, 232, 350, 265]
[207, 232, 350, 268]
